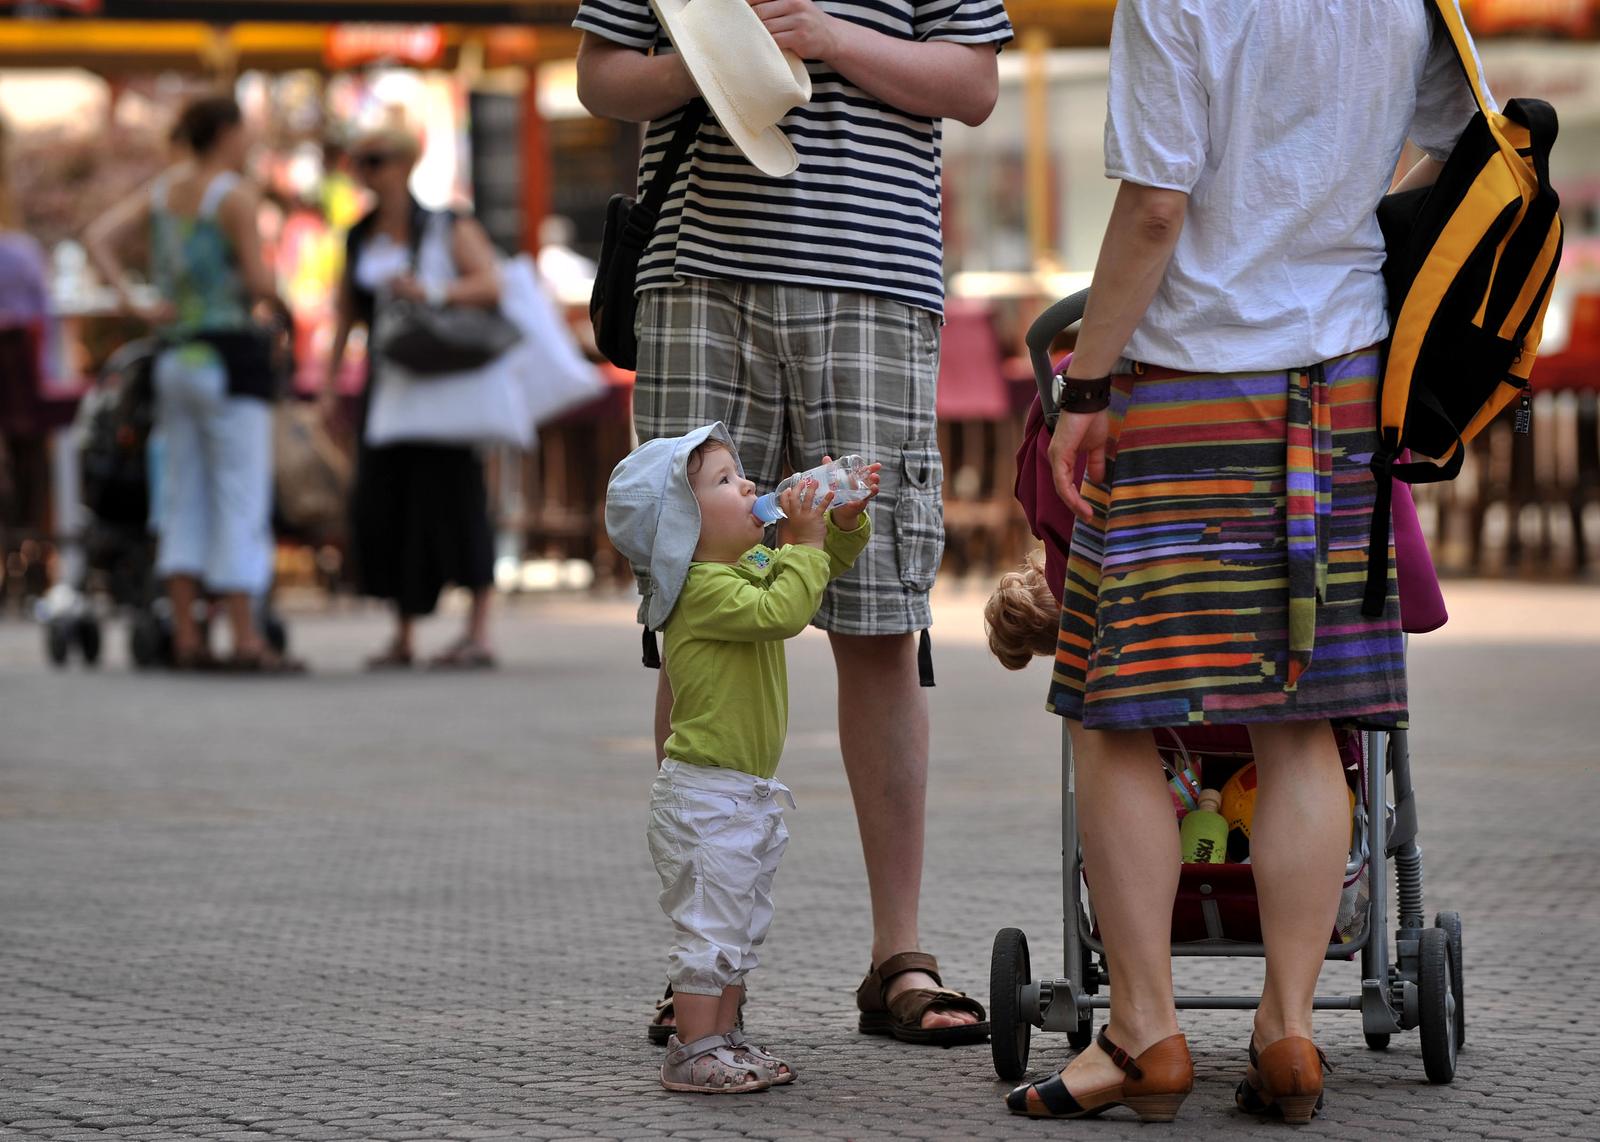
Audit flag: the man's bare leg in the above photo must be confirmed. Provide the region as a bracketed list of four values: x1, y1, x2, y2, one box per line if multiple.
[830, 631, 975, 1030]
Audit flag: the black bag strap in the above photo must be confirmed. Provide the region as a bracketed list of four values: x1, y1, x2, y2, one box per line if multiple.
[623, 101, 708, 252]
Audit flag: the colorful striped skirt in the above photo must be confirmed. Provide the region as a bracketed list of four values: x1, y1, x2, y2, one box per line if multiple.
[1046, 347, 1408, 731]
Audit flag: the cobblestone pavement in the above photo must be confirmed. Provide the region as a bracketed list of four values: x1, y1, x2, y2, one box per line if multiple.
[2, 580, 1598, 1141]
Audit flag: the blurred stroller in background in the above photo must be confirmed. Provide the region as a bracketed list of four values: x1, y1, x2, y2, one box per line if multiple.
[39, 338, 304, 669]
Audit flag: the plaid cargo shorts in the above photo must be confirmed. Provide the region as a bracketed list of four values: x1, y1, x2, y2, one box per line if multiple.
[632, 277, 944, 636]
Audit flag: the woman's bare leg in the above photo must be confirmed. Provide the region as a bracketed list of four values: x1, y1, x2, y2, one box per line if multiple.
[1247, 719, 1350, 1047]
[1054, 723, 1182, 1088]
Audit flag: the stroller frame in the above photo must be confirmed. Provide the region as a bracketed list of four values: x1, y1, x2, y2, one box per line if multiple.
[991, 292, 1463, 1086]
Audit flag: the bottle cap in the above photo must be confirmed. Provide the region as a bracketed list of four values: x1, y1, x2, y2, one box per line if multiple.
[1197, 789, 1223, 813]
[751, 494, 786, 525]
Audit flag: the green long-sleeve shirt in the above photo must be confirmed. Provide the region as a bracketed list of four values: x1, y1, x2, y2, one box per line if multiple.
[662, 512, 872, 778]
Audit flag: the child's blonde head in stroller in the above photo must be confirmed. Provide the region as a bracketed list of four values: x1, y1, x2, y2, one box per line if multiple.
[984, 553, 1060, 671]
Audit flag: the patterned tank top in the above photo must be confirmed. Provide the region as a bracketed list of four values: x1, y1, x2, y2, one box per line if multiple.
[150, 170, 252, 335]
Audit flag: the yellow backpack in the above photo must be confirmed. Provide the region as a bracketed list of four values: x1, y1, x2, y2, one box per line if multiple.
[1367, 0, 1562, 615]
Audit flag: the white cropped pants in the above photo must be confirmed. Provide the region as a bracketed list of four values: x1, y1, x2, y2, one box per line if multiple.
[648, 759, 793, 997]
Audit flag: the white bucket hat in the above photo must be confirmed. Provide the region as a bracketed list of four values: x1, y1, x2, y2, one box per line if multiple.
[605, 422, 744, 631]
[650, 0, 812, 177]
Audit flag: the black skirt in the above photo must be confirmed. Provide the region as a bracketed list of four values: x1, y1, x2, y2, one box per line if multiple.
[349, 442, 494, 617]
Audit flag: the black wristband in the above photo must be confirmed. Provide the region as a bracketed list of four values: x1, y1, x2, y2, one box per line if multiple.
[1058, 374, 1112, 414]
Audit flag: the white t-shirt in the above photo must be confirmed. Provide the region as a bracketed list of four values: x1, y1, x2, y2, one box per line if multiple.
[1105, 0, 1492, 373]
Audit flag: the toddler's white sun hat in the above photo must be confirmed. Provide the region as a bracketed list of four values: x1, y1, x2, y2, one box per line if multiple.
[605, 421, 744, 631]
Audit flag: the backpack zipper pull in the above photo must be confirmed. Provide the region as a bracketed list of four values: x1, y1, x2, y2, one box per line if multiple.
[1515, 382, 1533, 434]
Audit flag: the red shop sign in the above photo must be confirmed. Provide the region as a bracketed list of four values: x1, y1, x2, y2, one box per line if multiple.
[324, 24, 446, 70]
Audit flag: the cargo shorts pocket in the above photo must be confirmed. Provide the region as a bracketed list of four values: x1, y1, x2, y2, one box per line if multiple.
[894, 442, 945, 593]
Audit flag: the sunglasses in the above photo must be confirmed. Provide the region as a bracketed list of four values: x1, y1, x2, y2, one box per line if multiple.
[353, 152, 400, 172]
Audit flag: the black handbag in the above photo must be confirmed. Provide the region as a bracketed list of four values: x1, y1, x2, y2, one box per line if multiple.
[374, 298, 523, 375]
[590, 101, 707, 370]
[374, 210, 523, 376]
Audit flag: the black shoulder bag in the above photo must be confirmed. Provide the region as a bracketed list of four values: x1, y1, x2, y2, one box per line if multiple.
[590, 101, 707, 370]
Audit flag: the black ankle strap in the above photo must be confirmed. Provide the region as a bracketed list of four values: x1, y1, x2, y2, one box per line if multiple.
[1096, 1027, 1144, 1081]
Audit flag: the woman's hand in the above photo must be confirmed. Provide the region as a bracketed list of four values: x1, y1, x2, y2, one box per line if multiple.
[749, 0, 841, 61]
[1049, 409, 1110, 524]
[125, 296, 177, 326]
[388, 274, 429, 304]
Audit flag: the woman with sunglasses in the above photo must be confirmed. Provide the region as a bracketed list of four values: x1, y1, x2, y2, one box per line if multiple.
[322, 126, 502, 670]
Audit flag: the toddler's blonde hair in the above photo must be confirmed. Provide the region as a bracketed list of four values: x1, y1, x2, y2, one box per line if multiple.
[984, 553, 1060, 670]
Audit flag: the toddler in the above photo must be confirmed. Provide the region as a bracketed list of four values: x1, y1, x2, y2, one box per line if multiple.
[605, 423, 877, 1094]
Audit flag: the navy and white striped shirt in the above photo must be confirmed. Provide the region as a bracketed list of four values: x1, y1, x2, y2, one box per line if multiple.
[573, 0, 1012, 315]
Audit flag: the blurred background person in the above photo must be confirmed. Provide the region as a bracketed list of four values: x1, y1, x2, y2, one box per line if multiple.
[321, 124, 502, 671]
[85, 93, 300, 672]
[0, 114, 56, 546]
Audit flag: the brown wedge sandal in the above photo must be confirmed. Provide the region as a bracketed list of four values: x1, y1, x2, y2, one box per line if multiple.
[1235, 1037, 1331, 1124]
[855, 951, 989, 1046]
[1006, 1027, 1194, 1122]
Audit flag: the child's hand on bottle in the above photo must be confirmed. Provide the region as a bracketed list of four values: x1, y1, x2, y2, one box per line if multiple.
[777, 479, 834, 548]
[829, 459, 881, 531]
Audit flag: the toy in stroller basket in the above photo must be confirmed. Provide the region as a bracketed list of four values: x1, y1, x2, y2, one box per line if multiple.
[986, 291, 1464, 1091]
[38, 338, 288, 669]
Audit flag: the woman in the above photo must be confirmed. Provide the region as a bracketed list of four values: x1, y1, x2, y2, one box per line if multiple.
[85, 94, 298, 672]
[1005, 1, 1482, 1124]
[323, 126, 501, 670]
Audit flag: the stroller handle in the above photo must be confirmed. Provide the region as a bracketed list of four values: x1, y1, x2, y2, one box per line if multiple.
[1025, 289, 1090, 429]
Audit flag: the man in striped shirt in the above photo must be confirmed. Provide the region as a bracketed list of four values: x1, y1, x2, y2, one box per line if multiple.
[576, 0, 1011, 1045]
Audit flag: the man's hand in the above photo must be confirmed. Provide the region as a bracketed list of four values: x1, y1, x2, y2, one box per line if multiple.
[777, 478, 834, 548]
[1049, 410, 1110, 525]
[749, 0, 841, 62]
[828, 459, 881, 532]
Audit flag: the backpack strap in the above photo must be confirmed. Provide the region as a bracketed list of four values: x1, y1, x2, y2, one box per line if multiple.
[620, 101, 707, 255]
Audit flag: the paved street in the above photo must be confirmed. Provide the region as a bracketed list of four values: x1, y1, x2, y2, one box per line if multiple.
[2, 579, 1599, 1141]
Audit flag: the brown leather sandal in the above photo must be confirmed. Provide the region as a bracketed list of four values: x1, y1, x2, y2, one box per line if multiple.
[855, 951, 989, 1046]
[1006, 1027, 1194, 1121]
[1235, 1037, 1331, 1124]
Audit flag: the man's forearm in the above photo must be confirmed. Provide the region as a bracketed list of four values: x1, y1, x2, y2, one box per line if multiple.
[576, 35, 699, 123]
[1064, 183, 1188, 379]
[827, 30, 997, 126]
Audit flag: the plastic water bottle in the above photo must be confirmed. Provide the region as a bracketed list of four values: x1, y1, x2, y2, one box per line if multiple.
[1179, 789, 1228, 864]
[751, 455, 871, 524]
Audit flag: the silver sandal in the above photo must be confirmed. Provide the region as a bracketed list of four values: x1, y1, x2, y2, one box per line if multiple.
[724, 1030, 796, 1085]
[660, 1033, 772, 1095]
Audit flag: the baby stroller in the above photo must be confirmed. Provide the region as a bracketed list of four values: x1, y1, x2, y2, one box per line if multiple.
[988, 292, 1464, 1087]
[41, 337, 288, 669]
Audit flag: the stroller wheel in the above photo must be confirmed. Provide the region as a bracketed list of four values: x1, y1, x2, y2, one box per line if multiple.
[130, 612, 163, 669]
[1435, 911, 1465, 1048]
[77, 616, 102, 667]
[1066, 1006, 1095, 1051]
[1417, 926, 1458, 1083]
[262, 612, 288, 656]
[45, 617, 73, 668]
[1364, 1032, 1391, 1051]
[989, 927, 1031, 1081]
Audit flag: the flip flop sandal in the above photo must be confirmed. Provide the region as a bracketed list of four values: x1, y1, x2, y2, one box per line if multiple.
[648, 983, 746, 1046]
[224, 651, 307, 675]
[855, 951, 989, 1047]
[365, 647, 414, 671]
[724, 1030, 795, 1085]
[427, 642, 497, 670]
[659, 1033, 771, 1095]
